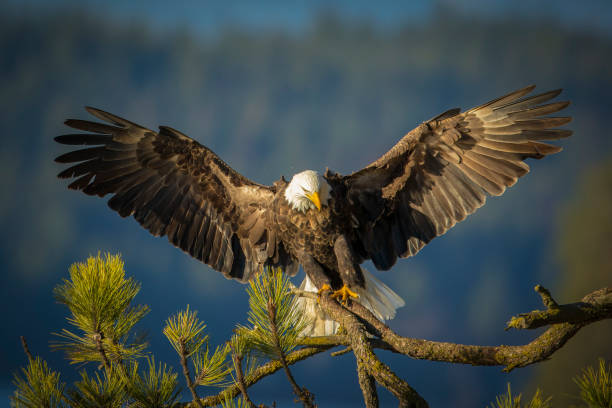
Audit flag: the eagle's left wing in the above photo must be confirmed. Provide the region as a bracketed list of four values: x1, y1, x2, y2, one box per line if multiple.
[55, 107, 297, 282]
[336, 85, 571, 270]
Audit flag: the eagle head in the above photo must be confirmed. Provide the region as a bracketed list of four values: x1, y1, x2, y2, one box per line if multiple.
[284, 170, 331, 213]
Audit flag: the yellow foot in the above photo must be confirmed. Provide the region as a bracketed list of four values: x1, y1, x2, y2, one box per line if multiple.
[330, 285, 359, 305]
[317, 284, 332, 303]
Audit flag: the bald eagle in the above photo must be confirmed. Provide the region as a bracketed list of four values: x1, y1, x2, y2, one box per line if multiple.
[55, 85, 571, 332]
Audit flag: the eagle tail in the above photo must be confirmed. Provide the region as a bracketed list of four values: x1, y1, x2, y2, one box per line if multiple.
[356, 267, 405, 321]
[296, 269, 404, 336]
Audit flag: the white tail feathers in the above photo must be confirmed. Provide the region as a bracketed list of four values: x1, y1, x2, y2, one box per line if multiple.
[296, 267, 405, 336]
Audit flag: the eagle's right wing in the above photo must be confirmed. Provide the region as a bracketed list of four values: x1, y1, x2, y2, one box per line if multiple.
[338, 86, 571, 270]
[55, 107, 297, 282]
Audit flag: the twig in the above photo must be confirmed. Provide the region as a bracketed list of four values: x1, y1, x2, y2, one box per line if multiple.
[267, 300, 315, 408]
[534, 284, 559, 309]
[180, 346, 332, 407]
[230, 344, 256, 408]
[331, 346, 352, 357]
[20, 336, 33, 361]
[505, 286, 612, 330]
[92, 332, 112, 372]
[179, 339, 203, 408]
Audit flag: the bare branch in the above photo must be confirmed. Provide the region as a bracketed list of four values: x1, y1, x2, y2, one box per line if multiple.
[331, 346, 352, 357]
[20, 336, 33, 361]
[344, 286, 612, 372]
[357, 358, 378, 408]
[318, 294, 428, 408]
[506, 286, 612, 330]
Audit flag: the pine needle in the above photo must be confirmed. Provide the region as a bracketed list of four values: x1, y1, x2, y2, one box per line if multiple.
[65, 369, 126, 408]
[52, 253, 149, 365]
[163, 305, 207, 358]
[124, 357, 181, 408]
[574, 358, 612, 408]
[239, 267, 310, 359]
[192, 343, 232, 387]
[10, 357, 65, 408]
[488, 383, 552, 408]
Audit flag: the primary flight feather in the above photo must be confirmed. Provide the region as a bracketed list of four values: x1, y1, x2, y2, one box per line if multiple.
[55, 85, 571, 332]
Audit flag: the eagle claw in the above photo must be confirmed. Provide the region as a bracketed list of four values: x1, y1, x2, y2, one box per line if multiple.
[330, 285, 359, 305]
[317, 284, 332, 303]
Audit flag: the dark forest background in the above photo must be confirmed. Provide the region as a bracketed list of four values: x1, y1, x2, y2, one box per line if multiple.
[1, 2, 611, 406]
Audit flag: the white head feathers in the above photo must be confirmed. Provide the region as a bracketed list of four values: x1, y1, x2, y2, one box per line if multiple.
[284, 170, 331, 213]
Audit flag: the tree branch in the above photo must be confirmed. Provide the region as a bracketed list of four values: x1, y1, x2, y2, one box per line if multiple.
[180, 345, 333, 407]
[356, 357, 378, 408]
[230, 346, 256, 408]
[92, 332, 112, 372]
[179, 339, 203, 408]
[336, 286, 612, 372]
[317, 294, 428, 408]
[267, 300, 315, 408]
[20, 336, 33, 361]
[183, 285, 610, 407]
[506, 286, 612, 330]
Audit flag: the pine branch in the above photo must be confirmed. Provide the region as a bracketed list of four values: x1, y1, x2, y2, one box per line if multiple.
[230, 343, 256, 408]
[180, 338, 203, 408]
[52, 253, 149, 366]
[573, 358, 612, 408]
[10, 357, 66, 408]
[179, 345, 332, 407]
[163, 305, 208, 407]
[123, 357, 181, 408]
[266, 300, 314, 408]
[192, 284, 610, 407]
[20, 336, 33, 362]
[93, 333, 112, 372]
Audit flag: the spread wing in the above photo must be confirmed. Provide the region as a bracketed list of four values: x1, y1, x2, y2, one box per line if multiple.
[339, 85, 572, 270]
[55, 107, 297, 282]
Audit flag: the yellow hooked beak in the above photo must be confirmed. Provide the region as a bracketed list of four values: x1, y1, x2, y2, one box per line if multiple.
[306, 191, 322, 211]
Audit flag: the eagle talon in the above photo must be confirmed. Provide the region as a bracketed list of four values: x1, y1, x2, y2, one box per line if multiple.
[330, 285, 359, 305]
[317, 283, 332, 303]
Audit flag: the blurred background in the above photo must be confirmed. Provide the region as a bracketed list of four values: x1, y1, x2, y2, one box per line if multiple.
[1, 0, 611, 406]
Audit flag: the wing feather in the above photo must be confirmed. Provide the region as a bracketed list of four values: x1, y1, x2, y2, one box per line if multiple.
[340, 86, 570, 270]
[56, 107, 296, 282]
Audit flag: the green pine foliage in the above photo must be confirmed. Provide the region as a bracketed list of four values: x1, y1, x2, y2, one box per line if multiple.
[239, 267, 310, 359]
[488, 383, 552, 408]
[10, 357, 65, 408]
[220, 394, 250, 408]
[228, 332, 259, 380]
[52, 253, 149, 365]
[65, 370, 126, 408]
[10, 253, 612, 407]
[163, 305, 232, 388]
[574, 359, 612, 408]
[124, 357, 181, 408]
[163, 305, 207, 359]
[192, 343, 232, 387]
